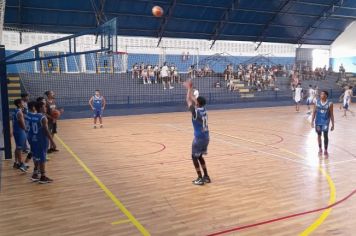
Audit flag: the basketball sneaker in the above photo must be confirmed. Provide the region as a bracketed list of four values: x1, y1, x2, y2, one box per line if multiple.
[192, 177, 204, 185]
[19, 163, 28, 173]
[39, 176, 53, 184]
[31, 173, 40, 182]
[100, 124, 103, 128]
[324, 150, 329, 157]
[203, 175, 211, 183]
[13, 162, 20, 169]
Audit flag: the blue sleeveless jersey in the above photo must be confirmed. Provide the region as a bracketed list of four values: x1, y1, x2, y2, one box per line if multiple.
[93, 96, 103, 111]
[315, 100, 331, 126]
[27, 112, 48, 149]
[12, 108, 25, 134]
[191, 106, 209, 139]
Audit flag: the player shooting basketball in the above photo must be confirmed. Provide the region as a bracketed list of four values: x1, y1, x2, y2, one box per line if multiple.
[184, 80, 211, 185]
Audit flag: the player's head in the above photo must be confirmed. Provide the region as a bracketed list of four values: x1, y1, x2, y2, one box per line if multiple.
[21, 93, 29, 102]
[196, 96, 206, 108]
[44, 90, 55, 99]
[349, 86, 353, 89]
[28, 101, 37, 113]
[36, 97, 46, 103]
[297, 83, 301, 87]
[320, 91, 329, 100]
[14, 99, 24, 108]
[309, 84, 312, 88]
[35, 101, 47, 114]
[95, 90, 101, 97]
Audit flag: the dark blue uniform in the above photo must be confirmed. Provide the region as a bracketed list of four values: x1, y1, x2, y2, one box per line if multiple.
[92, 96, 103, 118]
[190, 105, 209, 158]
[27, 112, 48, 163]
[12, 108, 27, 150]
[315, 99, 331, 133]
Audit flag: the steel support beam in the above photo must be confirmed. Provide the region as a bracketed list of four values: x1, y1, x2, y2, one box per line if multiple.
[296, 0, 344, 47]
[210, 0, 239, 49]
[157, 0, 177, 47]
[255, 0, 293, 50]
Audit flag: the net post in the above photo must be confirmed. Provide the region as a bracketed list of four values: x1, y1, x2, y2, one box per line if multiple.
[0, 45, 12, 160]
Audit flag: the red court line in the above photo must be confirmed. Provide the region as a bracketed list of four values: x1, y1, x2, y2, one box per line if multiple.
[134, 141, 166, 156]
[206, 189, 356, 236]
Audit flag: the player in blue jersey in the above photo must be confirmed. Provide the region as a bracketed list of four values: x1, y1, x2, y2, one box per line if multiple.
[184, 80, 210, 185]
[25, 101, 39, 180]
[27, 101, 56, 183]
[311, 91, 335, 157]
[12, 99, 28, 172]
[89, 90, 106, 128]
[21, 92, 33, 160]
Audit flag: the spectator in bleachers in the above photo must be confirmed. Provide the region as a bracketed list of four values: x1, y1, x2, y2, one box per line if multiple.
[148, 65, 156, 84]
[161, 62, 173, 90]
[339, 64, 346, 79]
[142, 66, 149, 84]
[154, 65, 160, 83]
[132, 63, 139, 79]
[188, 65, 195, 79]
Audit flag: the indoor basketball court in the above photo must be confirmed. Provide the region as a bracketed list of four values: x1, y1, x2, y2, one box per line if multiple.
[1, 1, 356, 236]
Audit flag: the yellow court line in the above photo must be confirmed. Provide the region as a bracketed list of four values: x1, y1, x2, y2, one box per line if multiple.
[55, 135, 151, 236]
[212, 131, 336, 235]
[111, 219, 132, 225]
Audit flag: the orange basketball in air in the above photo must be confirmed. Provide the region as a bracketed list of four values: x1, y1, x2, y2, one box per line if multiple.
[152, 6, 163, 17]
[51, 109, 61, 119]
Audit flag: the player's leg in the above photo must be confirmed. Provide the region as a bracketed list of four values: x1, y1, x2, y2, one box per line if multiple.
[316, 126, 322, 155]
[99, 111, 103, 128]
[94, 110, 98, 128]
[39, 146, 53, 184]
[197, 138, 210, 183]
[31, 153, 40, 182]
[343, 103, 348, 117]
[191, 139, 204, 185]
[323, 131, 329, 156]
[168, 79, 174, 89]
[163, 77, 167, 90]
[50, 123, 58, 152]
[198, 155, 210, 183]
[14, 133, 27, 172]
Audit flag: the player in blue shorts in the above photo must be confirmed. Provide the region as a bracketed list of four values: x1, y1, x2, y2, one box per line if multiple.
[12, 99, 28, 172]
[184, 80, 210, 185]
[27, 101, 56, 183]
[311, 91, 335, 157]
[89, 90, 106, 128]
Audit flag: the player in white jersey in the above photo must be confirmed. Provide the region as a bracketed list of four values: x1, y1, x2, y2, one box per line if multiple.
[293, 83, 303, 112]
[306, 84, 316, 114]
[340, 86, 355, 117]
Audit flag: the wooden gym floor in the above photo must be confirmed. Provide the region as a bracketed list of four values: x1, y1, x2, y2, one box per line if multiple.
[0, 105, 355, 236]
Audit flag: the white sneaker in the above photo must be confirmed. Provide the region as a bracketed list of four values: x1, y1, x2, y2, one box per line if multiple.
[169, 86, 174, 89]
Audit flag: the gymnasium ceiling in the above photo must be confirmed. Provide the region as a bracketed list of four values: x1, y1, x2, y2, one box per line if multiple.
[4, 0, 356, 46]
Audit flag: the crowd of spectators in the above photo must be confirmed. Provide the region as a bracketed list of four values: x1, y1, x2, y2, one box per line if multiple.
[222, 63, 281, 92]
[132, 62, 180, 86]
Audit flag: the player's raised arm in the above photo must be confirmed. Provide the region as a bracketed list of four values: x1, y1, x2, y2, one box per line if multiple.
[183, 80, 196, 108]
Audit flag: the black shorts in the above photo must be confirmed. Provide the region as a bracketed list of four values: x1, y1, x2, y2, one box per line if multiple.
[192, 138, 209, 159]
[48, 121, 57, 134]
